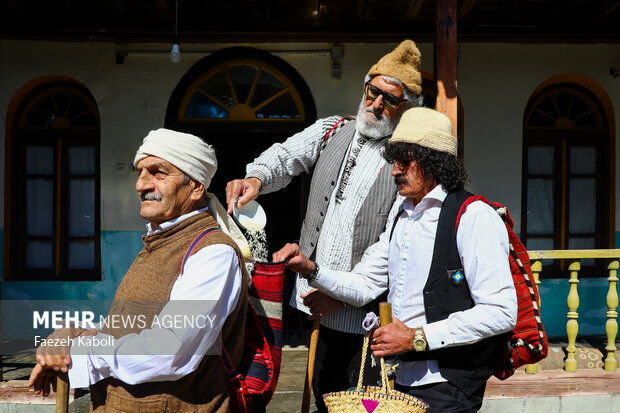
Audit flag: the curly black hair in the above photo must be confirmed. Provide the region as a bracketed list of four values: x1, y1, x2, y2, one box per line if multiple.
[383, 141, 469, 191]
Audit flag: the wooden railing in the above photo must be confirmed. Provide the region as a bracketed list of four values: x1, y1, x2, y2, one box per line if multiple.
[526, 249, 620, 373]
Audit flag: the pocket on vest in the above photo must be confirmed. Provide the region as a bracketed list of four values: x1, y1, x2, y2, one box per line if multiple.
[106, 389, 168, 413]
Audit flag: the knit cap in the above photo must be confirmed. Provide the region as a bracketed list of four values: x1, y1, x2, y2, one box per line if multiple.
[367, 40, 422, 95]
[389, 107, 457, 156]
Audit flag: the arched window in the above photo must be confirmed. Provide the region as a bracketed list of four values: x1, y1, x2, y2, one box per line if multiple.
[166, 47, 317, 253]
[5, 80, 101, 280]
[522, 79, 614, 274]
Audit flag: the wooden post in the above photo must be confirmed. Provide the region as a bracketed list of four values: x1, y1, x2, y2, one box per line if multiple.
[379, 302, 393, 389]
[604, 260, 618, 371]
[525, 260, 543, 374]
[435, 0, 458, 138]
[301, 319, 320, 413]
[55, 373, 70, 413]
[565, 261, 581, 372]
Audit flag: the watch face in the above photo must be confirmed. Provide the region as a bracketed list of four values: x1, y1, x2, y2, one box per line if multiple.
[413, 338, 426, 352]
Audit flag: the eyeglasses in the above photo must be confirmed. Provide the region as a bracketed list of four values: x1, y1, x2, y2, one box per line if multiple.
[364, 82, 407, 109]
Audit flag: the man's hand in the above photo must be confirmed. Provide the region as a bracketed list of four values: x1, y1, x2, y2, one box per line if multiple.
[28, 363, 58, 397]
[29, 327, 98, 394]
[301, 289, 344, 320]
[226, 177, 262, 214]
[272, 243, 314, 275]
[370, 318, 417, 357]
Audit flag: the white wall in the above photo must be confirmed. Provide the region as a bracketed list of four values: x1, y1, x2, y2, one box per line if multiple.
[1, 40, 618, 234]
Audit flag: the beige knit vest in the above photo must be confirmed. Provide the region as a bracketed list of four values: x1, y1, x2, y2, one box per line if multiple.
[90, 212, 248, 413]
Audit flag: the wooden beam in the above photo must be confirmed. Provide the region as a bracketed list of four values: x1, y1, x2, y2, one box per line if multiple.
[500, 0, 525, 22]
[4, 0, 28, 15]
[104, 0, 126, 20]
[405, 0, 426, 19]
[591, 0, 620, 22]
[434, 0, 458, 138]
[355, 0, 369, 19]
[458, 0, 477, 20]
[153, 0, 173, 21]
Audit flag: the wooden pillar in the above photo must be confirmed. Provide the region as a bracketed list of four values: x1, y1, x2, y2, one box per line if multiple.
[435, 0, 458, 138]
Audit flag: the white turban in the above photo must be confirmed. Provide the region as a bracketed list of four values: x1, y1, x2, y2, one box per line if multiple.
[134, 128, 218, 189]
[134, 128, 254, 266]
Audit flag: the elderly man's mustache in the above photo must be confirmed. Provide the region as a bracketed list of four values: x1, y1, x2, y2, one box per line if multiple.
[141, 192, 162, 201]
[394, 176, 408, 185]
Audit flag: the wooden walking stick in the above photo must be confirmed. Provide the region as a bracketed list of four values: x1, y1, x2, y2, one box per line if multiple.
[55, 373, 70, 413]
[379, 302, 394, 390]
[301, 318, 320, 413]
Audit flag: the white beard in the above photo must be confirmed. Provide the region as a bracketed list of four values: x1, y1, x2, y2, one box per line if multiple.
[354, 97, 399, 140]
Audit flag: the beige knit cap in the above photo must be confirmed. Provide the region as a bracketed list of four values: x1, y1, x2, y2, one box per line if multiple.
[367, 40, 422, 95]
[389, 107, 457, 156]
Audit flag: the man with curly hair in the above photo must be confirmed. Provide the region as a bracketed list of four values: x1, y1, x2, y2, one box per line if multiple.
[274, 107, 518, 412]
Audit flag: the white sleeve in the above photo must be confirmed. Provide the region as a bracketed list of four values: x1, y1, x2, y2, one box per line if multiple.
[68, 244, 242, 388]
[424, 201, 518, 350]
[245, 116, 342, 194]
[310, 226, 390, 306]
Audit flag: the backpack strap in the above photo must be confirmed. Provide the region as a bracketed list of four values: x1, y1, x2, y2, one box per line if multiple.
[178, 227, 247, 389]
[388, 208, 406, 242]
[320, 116, 353, 153]
[180, 227, 222, 276]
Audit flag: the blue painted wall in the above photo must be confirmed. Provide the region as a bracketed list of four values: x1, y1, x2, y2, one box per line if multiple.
[1, 229, 619, 338]
[1, 230, 143, 301]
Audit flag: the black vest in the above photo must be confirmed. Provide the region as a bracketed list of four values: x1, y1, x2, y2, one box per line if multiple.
[398, 190, 504, 396]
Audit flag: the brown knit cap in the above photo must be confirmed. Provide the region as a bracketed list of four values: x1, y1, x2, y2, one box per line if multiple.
[367, 40, 422, 95]
[389, 107, 457, 156]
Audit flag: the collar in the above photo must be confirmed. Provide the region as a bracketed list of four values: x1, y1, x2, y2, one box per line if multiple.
[401, 185, 447, 216]
[146, 206, 210, 235]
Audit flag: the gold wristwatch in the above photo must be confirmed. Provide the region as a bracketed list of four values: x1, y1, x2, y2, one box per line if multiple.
[412, 327, 427, 352]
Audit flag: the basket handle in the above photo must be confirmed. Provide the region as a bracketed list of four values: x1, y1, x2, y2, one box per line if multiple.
[356, 333, 392, 393]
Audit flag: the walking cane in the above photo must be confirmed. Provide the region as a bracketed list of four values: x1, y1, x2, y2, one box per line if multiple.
[301, 318, 320, 413]
[379, 302, 394, 390]
[56, 373, 70, 413]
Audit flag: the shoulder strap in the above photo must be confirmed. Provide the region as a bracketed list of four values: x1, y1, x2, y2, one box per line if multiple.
[179, 227, 222, 277]
[320, 116, 354, 152]
[389, 208, 405, 242]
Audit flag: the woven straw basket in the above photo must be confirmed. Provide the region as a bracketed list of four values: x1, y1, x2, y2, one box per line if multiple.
[323, 332, 428, 413]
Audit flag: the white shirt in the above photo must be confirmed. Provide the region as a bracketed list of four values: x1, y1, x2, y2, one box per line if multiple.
[68, 207, 243, 388]
[245, 116, 402, 334]
[311, 185, 517, 386]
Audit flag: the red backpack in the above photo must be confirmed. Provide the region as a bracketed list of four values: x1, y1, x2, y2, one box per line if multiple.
[455, 194, 548, 379]
[181, 228, 285, 412]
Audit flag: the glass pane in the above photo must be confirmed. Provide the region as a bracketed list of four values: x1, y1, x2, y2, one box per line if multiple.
[199, 70, 235, 108]
[72, 111, 98, 127]
[250, 70, 286, 108]
[65, 95, 89, 120]
[26, 241, 53, 269]
[69, 179, 95, 237]
[569, 147, 596, 174]
[569, 178, 595, 234]
[185, 92, 228, 119]
[571, 97, 600, 128]
[68, 240, 94, 269]
[255, 91, 299, 119]
[527, 97, 556, 127]
[26, 146, 54, 175]
[525, 237, 554, 266]
[26, 179, 54, 236]
[68, 147, 95, 175]
[526, 178, 554, 234]
[528, 146, 554, 174]
[568, 237, 595, 266]
[229, 65, 258, 104]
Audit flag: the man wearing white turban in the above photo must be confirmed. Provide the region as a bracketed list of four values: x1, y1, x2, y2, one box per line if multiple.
[29, 128, 251, 412]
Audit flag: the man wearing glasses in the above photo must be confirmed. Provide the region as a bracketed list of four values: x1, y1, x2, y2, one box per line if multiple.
[226, 40, 424, 412]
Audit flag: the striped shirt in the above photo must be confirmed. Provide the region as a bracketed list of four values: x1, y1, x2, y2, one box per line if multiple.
[246, 117, 402, 334]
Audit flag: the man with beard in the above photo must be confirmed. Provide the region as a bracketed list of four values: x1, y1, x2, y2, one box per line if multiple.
[274, 108, 518, 413]
[226, 40, 423, 412]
